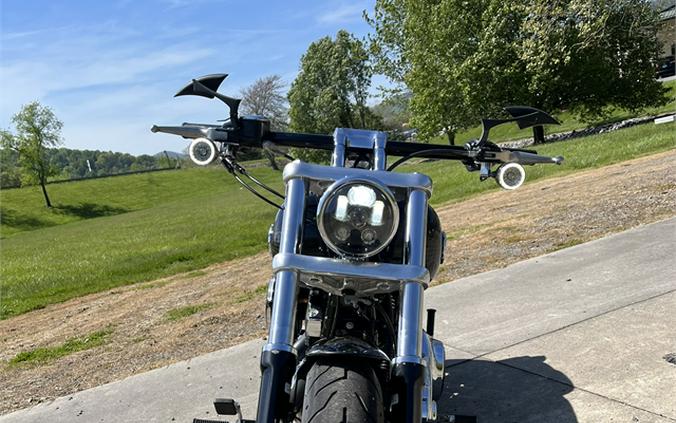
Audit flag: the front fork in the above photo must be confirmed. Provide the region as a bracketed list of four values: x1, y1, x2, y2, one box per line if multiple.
[392, 189, 428, 422]
[256, 181, 430, 423]
[256, 178, 305, 423]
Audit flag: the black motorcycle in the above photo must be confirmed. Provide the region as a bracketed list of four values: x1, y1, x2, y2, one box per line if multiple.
[152, 74, 563, 423]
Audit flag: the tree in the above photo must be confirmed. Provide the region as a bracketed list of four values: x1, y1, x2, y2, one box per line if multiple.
[240, 75, 289, 170]
[368, 0, 669, 144]
[1, 102, 63, 207]
[288, 30, 376, 162]
[0, 148, 22, 188]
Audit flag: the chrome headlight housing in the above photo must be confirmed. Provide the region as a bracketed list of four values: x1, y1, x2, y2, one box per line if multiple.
[317, 178, 399, 258]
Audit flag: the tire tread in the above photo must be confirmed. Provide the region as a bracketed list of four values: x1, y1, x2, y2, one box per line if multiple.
[301, 360, 384, 423]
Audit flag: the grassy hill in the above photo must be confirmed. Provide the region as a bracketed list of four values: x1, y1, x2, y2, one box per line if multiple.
[0, 123, 674, 319]
[0, 166, 281, 238]
[441, 80, 676, 145]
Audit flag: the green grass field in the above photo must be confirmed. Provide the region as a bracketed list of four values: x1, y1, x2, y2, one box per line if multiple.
[0, 166, 282, 238]
[0, 166, 282, 318]
[0, 123, 674, 320]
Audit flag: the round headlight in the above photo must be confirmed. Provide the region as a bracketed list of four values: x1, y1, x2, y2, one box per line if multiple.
[317, 178, 399, 258]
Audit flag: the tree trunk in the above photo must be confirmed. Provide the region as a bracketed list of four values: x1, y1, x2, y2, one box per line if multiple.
[263, 150, 279, 171]
[40, 179, 52, 208]
[446, 131, 456, 145]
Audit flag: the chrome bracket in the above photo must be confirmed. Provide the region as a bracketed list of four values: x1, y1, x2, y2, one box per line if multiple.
[331, 128, 388, 170]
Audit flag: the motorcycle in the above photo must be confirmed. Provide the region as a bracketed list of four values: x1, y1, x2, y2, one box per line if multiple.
[152, 74, 563, 423]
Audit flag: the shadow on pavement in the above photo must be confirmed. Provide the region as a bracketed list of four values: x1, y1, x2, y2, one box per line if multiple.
[438, 355, 577, 423]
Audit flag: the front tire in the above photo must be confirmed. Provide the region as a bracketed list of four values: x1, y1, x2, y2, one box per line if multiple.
[301, 360, 384, 423]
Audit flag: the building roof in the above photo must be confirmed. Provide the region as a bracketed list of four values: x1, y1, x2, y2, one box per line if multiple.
[661, 5, 676, 21]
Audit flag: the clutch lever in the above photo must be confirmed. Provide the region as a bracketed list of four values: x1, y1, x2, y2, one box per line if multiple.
[151, 124, 207, 139]
[150, 124, 232, 143]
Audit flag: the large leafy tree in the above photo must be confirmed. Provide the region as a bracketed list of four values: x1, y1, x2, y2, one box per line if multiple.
[288, 30, 379, 161]
[1, 102, 63, 207]
[240, 75, 289, 169]
[368, 0, 668, 144]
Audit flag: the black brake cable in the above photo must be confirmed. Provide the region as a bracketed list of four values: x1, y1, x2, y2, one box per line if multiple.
[233, 173, 284, 210]
[386, 148, 472, 171]
[221, 156, 284, 210]
[221, 155, 320, 225]
[230, 160, 285, 199]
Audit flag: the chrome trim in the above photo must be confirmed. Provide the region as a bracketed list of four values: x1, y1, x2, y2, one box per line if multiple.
[283, 161, 432, 194]
[480, 162, 491, 178]
[272, 253, 430, 286]
[331, 128, 388, 170]
[262, 342, 296, 354]
[316, 177, 400, 259]
[395, 282, 425, 364]
[396, 189, 428, 364]
[265, 178, 305, 354]
[405, 189, 428, 267]
[331, 129, 347, 167]
[373, 131, 387, 171]
[279, 178, 305, 254]
[421, 332, 437, 421]
[430, 339, 445, 383]
[431, 338, 446, 402]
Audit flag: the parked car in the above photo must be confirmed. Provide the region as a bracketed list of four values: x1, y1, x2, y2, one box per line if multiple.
[658, 55, 675, 78]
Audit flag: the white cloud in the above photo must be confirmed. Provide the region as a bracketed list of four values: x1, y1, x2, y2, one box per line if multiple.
[317, 3, 367, 24]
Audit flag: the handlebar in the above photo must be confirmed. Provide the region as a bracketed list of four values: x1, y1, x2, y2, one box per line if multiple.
[153, 74, 564, 173]
[151, 119, 563, 166]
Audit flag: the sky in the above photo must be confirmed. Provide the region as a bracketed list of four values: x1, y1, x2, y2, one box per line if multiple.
[0, 0, 379, 155]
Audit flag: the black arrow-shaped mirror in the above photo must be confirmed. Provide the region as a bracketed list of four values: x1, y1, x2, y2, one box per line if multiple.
[479, 106, 560, 145]
[175, 74, 241, 124]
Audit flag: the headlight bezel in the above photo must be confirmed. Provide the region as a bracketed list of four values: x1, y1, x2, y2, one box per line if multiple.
[316, 177, 400, 259]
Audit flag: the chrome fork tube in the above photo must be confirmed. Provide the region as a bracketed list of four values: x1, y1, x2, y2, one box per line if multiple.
[393, 189, 428, 422]
[396, 189, 428, 364]
[266, 177, 305, 353]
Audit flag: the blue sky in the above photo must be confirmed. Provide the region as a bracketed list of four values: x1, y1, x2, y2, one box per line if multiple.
[0, 0, 378, 155]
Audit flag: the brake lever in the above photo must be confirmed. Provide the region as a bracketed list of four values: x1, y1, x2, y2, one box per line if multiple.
[486, 149, 564, 165]
[464, 139, 564, 190]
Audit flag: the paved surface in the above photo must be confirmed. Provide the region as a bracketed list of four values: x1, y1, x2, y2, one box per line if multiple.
[2, 218, 675, 423]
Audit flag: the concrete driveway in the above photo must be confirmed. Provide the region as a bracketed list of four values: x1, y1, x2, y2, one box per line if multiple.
[2, 218, 675, 423]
